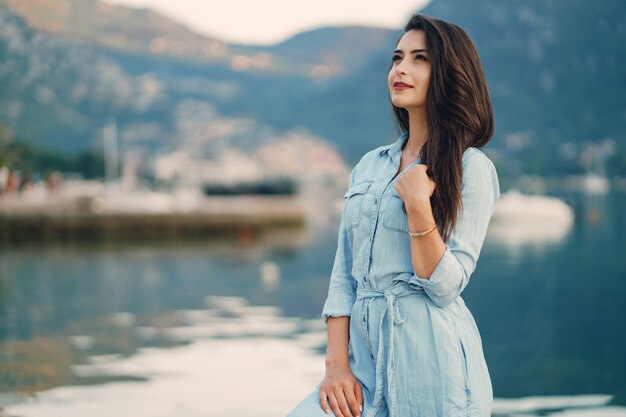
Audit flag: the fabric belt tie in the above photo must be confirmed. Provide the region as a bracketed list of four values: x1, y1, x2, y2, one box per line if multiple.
[355, 278, 425, 417]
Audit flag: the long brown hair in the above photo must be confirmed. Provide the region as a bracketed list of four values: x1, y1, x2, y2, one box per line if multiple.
[389, 13, 495, 242]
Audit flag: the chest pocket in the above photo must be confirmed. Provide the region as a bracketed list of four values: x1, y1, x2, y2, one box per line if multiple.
[381, 192, 409, 234]
[344, 181, 373, 232]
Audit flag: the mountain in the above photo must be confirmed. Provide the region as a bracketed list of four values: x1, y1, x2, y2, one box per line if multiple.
[0, 0, 391, 77]
[264, 25, 394, 77]
[0, 0, 399, 157]
[0, 7, 150, 152]
[0, 0, 232, 64]
[0, 0, 625, 177]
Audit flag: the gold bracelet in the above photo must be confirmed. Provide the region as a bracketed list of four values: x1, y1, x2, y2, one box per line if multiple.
[407, 224, 437, 237]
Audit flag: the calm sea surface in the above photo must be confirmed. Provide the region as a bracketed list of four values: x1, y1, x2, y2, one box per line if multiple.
[1, 189, 625, 417]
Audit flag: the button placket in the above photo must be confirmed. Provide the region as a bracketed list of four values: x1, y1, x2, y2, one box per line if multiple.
[364, 185, 385, 287]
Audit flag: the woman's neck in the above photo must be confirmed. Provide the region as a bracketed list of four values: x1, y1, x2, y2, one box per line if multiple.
[405, 109, 428, 155]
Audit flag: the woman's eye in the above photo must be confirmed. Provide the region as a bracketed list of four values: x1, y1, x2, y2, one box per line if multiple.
[392, 54, 426, 62]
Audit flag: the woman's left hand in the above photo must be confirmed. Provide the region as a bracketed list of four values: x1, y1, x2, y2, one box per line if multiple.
[394, 163, 437, 213]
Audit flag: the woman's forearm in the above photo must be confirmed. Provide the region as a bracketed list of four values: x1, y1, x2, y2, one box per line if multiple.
[325, 316, 350, 369]
[406, 200, 446, 279]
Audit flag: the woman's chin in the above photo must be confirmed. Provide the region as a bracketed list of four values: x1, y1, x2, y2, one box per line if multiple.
[391, 93, 417, 108]
[391, 99, 416, 109]
[390, 95, 425, 109]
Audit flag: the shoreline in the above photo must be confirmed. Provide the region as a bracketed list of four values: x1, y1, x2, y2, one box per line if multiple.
[0, 194, 307, 242]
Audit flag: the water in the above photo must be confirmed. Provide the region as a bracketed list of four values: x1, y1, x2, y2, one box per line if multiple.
[0, 190, 625, 417]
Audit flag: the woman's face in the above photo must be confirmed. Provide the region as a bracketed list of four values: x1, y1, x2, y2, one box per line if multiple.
[387, 29, 431, 109]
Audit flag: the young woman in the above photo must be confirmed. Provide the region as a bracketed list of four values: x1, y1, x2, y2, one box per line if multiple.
[286, 13, 500, 417]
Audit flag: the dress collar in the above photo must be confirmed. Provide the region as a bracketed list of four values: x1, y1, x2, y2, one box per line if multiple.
[379, 131, 423, 165]
[378, 131, 409, 158]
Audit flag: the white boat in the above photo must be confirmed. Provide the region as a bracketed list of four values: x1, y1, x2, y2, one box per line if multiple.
[488, 188, 575, 247]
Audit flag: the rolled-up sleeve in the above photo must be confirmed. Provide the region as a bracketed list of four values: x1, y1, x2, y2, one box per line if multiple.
[408, 150, 500, 308]
[321, 168, 358, 324]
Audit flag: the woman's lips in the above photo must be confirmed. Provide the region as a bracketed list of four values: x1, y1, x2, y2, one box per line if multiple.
[393, 82, 413, 90]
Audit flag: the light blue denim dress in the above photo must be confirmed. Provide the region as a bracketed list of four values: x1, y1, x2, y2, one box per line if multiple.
[286, 131, 500, 417]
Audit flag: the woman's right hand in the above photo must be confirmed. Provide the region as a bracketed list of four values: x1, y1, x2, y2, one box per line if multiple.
[319, 363, 363, 417]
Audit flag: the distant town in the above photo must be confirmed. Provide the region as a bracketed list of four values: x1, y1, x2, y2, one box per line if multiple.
[0, 125, 351, 241]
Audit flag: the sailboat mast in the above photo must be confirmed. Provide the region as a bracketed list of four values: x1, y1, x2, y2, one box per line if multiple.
[103, 118, 119, 185]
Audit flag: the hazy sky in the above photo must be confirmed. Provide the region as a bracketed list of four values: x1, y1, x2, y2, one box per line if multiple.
[103, 0, 430, 45]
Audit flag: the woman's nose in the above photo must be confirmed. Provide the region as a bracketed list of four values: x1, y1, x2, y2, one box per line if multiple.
[395, 62, 407, 75]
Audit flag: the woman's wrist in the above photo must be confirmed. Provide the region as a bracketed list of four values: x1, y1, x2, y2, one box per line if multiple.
[406, 199, 436, 230]
[325, 355, 349, 370]
[406, 194, 431, 211]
